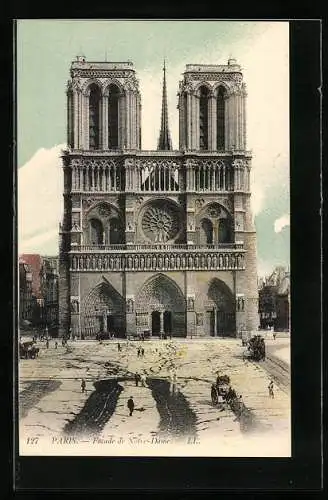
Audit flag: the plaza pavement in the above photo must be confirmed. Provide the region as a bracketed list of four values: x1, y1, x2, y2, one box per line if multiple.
[18, 337, 291, 457]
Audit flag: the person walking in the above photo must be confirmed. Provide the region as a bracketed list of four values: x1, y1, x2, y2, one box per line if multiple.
[81, 378, 86, 393]
[141, 347, 145, 357]
[135, 372, 140, 387]
[137, 347, 141, 357]
[140, 372, 147, 387]
[127, 396, 135, 416]
[268, 381, 274, 398]
[273, 331, 276, 340]
[46, 339, 49, 349]
[55, 341, 58, 349]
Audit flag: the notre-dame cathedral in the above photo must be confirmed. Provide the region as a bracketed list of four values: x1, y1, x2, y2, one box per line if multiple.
[58, 55, 258, 339]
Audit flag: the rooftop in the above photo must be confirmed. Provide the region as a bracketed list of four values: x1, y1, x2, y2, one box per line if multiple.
[71, 57, 135, 72]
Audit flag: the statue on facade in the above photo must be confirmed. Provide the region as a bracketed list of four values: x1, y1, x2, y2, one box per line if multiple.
[187, 296, 194, 311]
[126, 298, 134, 313]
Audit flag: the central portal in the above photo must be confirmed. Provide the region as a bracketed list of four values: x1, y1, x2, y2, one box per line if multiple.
[136, 274, 186, 337]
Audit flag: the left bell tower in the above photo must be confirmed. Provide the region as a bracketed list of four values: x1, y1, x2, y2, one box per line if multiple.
[59, 55, 142, 339]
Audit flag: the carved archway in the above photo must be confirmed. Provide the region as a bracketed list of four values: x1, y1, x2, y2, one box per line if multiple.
[135, 274, 186, 337]
[206, 279, 235, 337]
[81, 281, 125, 338]
[197, 202, 233, 245]
[83, 202, 124, 245]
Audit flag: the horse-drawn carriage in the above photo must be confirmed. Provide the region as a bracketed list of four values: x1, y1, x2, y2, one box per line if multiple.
[244, 335, 266, 361]
[211, 374, 231, 405]
[19, 340, 39, 359]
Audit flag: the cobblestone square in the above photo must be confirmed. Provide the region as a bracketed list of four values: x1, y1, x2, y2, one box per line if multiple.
[19, 336, 290, 457]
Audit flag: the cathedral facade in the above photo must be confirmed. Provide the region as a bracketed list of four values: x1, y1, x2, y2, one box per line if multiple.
[58, 55, 258, 339]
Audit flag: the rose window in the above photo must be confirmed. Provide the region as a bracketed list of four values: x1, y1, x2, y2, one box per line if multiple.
[142, 203, 180, 243]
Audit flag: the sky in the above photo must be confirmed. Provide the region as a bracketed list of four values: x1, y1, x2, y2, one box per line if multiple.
[17, 20, 290, 277]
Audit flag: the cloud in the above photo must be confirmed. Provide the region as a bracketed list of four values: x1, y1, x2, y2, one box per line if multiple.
[18, 144, 65, 255]
[274, 213, 290, 233]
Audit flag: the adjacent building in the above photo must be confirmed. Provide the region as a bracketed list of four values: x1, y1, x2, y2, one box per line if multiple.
[19, 257, 33, 323]
[58, 56, 258, 339]
[19, 254, 59, 333]
[258, 266, 290, 331]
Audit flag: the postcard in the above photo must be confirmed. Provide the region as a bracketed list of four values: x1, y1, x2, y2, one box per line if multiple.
[17, 19, 291, 459]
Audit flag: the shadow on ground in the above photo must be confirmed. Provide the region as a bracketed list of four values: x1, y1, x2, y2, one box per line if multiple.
[63, 379, 123, 436]
[20, 380, 62, 419]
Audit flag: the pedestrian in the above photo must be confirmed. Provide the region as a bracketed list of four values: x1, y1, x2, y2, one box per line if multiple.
[238, 395, 244, 417]
[55, 341, 58, 349]
[135, 372, 140, 387]
[117, 342, 121, 352]
[46, 339, 49, 349]
[137, 347, 141, 357]
[273, 331, 276, 340]
[268, 381, 274, 398]
[127, 396, 135, 416]
[141, 347, 145, 357]
[140, 372, 146, 387]
[81, 378, 86, 393]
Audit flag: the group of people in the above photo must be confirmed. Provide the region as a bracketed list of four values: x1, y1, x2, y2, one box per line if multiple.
[134, 371, 147, 387]
[137, 347, 145, 357]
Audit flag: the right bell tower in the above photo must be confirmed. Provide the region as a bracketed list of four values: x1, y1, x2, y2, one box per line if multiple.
[177, 58, 259, 334]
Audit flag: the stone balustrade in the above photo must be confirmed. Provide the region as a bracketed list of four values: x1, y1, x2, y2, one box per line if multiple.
[71, 242, 244, 252]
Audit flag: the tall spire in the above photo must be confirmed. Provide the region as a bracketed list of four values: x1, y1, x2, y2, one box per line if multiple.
[157, 59, 172, 150]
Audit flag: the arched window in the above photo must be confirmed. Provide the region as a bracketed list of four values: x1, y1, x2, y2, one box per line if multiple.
[199, 86, 209, 150]
[216, 86, 226, 150]
[89, 218, 103, 245]
[89, 84, 101, 150]
[108, 84, 120, 149]
[200, 218, 214, 245]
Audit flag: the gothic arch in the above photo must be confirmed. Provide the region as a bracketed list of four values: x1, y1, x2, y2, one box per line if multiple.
[135, 274, 186, 336]
[194, 82, 213, 96]
[81, 280, 125, 337]
[83, 79, 104, 96]
[197, 202, 233, 245]
[103, 79, 124, 96]
[212, 81, 230, 95]
[206, 278, 235, 337]
[207, 278, 234, 305]
[136, 273, 185, 311]
[83, 202, 124, 245]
